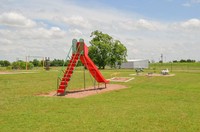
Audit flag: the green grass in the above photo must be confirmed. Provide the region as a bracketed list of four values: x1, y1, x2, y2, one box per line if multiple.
[149, 62, 200, 72]
[1, 64, 200, 131]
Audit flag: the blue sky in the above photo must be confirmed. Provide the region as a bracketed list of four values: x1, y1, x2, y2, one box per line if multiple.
[74, 0, 200, 20]
[0, 0, 200, 62]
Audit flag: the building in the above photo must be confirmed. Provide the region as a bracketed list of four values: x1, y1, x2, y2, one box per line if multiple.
[121, 59, 149, 69]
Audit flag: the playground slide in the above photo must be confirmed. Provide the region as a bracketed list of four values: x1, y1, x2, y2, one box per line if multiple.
[80, 45, 109, 83]
[57, 40, 109, 95]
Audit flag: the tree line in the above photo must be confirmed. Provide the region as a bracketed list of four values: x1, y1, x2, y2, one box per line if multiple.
[1, 58, 198, 70]
[0, 59, 73, 70]
[172, 59, 196, 63]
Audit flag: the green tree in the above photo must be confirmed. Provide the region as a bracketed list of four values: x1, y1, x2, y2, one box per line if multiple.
[12, 61, 21, 69]
[180, 59, 187, 63]
[89, 30, 113, 69]
[50, 59, 64, 66]
[12, 60, 34, 70]
[0, 60, 4, 66]
[89, 30, 127, 69]
[0, 60, 11, 67]
[32, 59, 41, 67]
[109, 40, 127, 68]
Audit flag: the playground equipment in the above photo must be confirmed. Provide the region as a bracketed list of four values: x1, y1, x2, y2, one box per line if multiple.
[44, 57, 50, 70]
[161, 69, 169, 75]
[135, 68, 144, 75]
[57, 39, 109, 95]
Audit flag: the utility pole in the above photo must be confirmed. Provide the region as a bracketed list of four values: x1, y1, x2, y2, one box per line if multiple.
[43, 57, 45, 70]
[26, 56, 28, 70]
[161, 54, 163, 63]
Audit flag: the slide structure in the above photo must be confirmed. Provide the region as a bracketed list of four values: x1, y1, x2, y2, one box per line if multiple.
[57, 39, 109, 95]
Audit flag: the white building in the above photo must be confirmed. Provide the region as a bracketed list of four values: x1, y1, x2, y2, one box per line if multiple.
[121, 59, 149, 69]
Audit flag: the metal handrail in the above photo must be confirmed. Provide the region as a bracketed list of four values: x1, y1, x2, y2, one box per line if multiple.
[64, 50, 83, 92]
[56, 43, 83, 92]
[57, 45, 72, 80]
[57, 45, 72, 91]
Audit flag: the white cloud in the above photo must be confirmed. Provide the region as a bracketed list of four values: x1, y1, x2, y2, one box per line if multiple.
[69, 29, 83, 36]
[182, 3, 191, 7]
[0, 38, 12, 45]
[0, 12, 36, 28]
[0, 0, 200, 62]
[181, 18, 200, 28]
[57, 16, 91, 29]
[119, 19, 165, 31]
[191, 0, 200, 3]
[182, 0, 200, 7]
[49, 27, 66, 38]
[0, 27, 66, 40]
[137, 19, 161, 30]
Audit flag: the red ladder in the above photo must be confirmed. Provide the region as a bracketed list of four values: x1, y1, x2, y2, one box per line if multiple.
[57, 53, 80, 95]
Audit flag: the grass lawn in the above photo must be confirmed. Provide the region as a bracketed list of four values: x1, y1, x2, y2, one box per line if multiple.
[1, 64, 200, 131]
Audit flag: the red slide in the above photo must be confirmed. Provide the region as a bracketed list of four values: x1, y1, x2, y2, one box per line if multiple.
[57, 40, 109, 95]
[80, 44, 109, 83]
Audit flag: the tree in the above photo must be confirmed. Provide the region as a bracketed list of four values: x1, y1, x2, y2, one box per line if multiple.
[180, 59, 187, 63]
[12, 60, 34, 70]
[89, 30, 127, 69]
[186, 59, 195, 63]
[0, 60, 4, 66]
[0, 60, 11, 67]
[109, 40, 127, 68]
[89, 30, 112, 69]
[50, 59, 64, 66]
[32, 59, 41, 67]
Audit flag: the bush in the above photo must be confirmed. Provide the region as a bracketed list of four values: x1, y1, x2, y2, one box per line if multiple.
[12, 61, 34, 70]
[6, 66, 12, 70]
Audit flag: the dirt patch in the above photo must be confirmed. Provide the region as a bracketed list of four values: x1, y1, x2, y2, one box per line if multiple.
[109, 77, 134, 82]
[38, 84, 127, 98]
[0, 71, 36, 75]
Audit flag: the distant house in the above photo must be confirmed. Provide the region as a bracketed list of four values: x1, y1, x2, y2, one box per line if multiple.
[121, 59, 149, 69]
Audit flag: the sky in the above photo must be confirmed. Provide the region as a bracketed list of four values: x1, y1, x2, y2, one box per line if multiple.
[0, 0, 200, 62]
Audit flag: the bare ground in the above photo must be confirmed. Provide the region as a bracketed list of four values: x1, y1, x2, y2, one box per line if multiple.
[0, 71, 36, 74]
[109, 77, 134, 82]
[38, 84, 127, 98]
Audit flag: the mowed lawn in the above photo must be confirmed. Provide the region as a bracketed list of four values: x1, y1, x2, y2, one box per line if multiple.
[1, 64, 200, 131]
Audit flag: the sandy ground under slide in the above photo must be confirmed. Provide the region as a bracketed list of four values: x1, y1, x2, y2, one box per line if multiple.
[39, 84, 127, 98]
